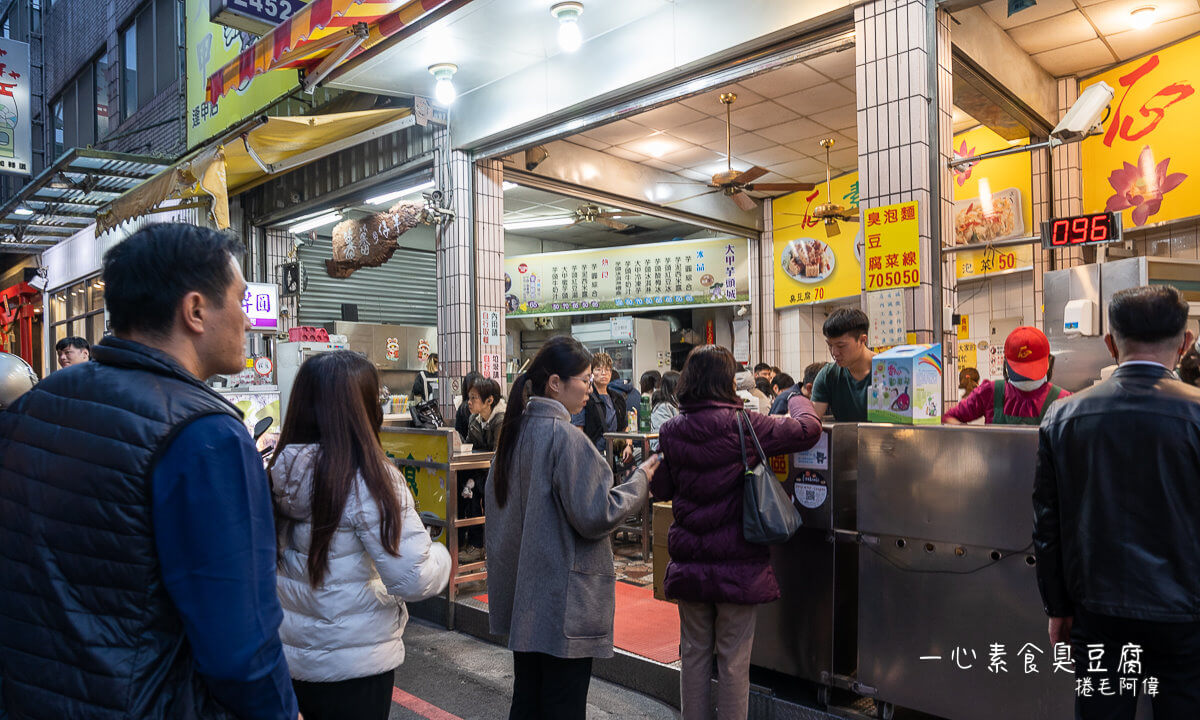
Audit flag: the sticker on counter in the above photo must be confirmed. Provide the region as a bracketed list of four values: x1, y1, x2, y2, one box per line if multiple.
[794, 470, 828, 509]
[794, 432, 830, 470]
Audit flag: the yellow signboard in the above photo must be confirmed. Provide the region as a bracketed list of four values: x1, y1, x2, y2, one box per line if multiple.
[957, 340, 978, 370]
[1081, 35, 1199, 228]
[951, 124, 1035, 280]
[772, 172, 862, 308]
[864, 201, 920, 290]
[185, 0, 299, 149]
[378, 431, 451, 546]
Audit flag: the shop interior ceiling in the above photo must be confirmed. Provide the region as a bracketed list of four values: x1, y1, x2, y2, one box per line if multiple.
[503, 185, 703, 249]
[558, 47, 859, 195]
[979, 0, 1200, 77]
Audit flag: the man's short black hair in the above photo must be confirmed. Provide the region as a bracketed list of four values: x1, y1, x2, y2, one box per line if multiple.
[823, 307, 870, 339]
[461, 371, 483, 395]
[771, 373, 796, 393]
[102, 224, 243, 337]
[55, 336, 90, 353]
[753, 363, 771, 373]
[802, 362, 826, 386]
[1109, 285, 1189, 345]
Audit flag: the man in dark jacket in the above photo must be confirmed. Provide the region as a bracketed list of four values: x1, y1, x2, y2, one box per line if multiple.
[768, 372, 798, 414]
[455, 370, 483, 441]
[1034, 284, 1200, 719]
[0, 225, 297, 720]
[570, 352, 632, 462]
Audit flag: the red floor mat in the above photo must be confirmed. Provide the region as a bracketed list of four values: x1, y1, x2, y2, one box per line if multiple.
[469, 582, 681, 664]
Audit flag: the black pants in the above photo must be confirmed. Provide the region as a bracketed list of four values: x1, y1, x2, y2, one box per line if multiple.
[509, 651, 593, 720]
[1071, 610, 1200, 719]
[292, 669, 395, 720]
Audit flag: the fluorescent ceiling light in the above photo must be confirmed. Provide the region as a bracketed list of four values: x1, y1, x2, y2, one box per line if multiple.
[366, 180, 434, 205]
[13, 207, 33, 216]
[502, 181, 519, 191]
[289, 211, 342, 234]
[1130, 6, 1157, 30]
[504, 217, 574, 231]
[551, 2, 584, 53]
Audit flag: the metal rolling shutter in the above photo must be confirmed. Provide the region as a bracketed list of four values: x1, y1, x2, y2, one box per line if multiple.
[296, 232, 437, 327]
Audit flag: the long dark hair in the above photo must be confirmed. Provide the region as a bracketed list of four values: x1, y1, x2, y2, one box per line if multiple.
[492, 336, 592, 508]
[651, 370, 680, 408]
[676, 345, 741, 405]
[270, 351, 403, 587]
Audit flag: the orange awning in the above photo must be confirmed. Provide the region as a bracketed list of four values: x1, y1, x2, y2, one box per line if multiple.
[206, 0, 455, 105]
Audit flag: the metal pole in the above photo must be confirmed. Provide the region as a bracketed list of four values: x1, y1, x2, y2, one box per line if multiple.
[926, 0, 943, 344]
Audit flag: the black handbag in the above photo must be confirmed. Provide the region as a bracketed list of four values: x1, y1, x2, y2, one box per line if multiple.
[409, 399, 445, 429]
[737, 410, 802, 544]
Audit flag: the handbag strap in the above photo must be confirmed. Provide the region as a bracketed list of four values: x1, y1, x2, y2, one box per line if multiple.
[736, 409, 752, 473]
[737, 410, 771, 469]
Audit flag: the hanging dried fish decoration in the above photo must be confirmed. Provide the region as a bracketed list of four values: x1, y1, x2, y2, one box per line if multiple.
[325, 201, 426, 278]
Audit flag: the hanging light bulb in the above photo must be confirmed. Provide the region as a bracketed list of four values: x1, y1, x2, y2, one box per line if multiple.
[428, 63, 458, 106]
[551, 2, 584, 53]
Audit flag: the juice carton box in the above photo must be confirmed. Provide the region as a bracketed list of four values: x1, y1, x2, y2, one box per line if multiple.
[867, 344, 943, 424]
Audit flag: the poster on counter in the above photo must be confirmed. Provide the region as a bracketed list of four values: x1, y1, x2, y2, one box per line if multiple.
[950, 124, 1035, 280]
[503, 237, 750, 318]
[1082, 34, 1198, 229]
[863, 201, 920, 290]
[772, 171, 862, 308]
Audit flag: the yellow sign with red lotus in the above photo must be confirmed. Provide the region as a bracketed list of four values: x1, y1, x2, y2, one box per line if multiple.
[772, 172, 863, 308]
[1081, 35, 1199, 228]
[950, 124, 1035, 280]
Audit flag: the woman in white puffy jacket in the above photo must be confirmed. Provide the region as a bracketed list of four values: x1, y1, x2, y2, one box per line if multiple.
[269, 350, 451, 720]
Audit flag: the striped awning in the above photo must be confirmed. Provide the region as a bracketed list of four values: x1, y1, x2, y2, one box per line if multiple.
[206, 0, 454, 105]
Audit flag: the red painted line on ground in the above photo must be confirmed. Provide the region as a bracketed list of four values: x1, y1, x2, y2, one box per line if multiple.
[391, 686, 464, 720]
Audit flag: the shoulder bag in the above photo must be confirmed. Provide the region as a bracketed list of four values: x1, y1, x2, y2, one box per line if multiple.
[738, 410, 802, 544]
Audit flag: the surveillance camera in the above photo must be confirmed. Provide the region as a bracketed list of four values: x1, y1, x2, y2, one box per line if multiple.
[1051, 81, 1114, 143]
[525, 145, 549, 171]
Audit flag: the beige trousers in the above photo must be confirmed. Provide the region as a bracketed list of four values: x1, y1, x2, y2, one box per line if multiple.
[677, 600, 757, 720]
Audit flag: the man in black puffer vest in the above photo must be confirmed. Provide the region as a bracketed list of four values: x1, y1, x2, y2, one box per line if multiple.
[0, 225, 298, 719]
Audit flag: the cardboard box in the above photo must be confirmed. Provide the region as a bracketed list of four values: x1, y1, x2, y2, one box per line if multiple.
[651, 502, 674, 603]
[867, 344, 943, 425]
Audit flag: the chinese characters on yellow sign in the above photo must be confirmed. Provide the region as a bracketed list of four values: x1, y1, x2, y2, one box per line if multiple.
[772, 172, 862, 308]
[950, 124, 1035, 280]
[1081, 34, 1198, 227]
[864, 201, 920, 290]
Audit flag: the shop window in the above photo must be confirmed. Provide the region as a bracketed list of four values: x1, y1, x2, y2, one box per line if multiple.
[48, 276, 105, 350]
[119, 0, 178, 121]
[51, 56, 107, 151]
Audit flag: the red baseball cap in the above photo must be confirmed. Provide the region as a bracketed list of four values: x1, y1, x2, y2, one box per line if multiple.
[1005, 326, 1050, 379]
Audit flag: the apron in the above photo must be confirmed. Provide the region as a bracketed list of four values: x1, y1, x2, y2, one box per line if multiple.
[991, 379, 1063, 426]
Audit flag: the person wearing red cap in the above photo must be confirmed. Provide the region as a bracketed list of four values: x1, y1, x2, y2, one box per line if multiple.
[944, 326, 1070, 425]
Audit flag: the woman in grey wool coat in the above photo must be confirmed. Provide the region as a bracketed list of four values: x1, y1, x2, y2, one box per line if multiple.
[485, 335, 660, 720]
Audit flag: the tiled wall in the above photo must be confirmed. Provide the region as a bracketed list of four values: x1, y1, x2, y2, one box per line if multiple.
[475, 159, 507, 383]
[433, 126, 475, 419]
[955, 272, 1036, 379]
[753, 199, 780, 366]
[854, 0, 954, 344]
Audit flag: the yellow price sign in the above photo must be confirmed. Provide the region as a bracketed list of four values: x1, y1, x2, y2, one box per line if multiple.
[958, 340, 978, 369]
[955, 244, 1035, 279]
[772, 172, 863, 309]
[864, 201, 921, 290]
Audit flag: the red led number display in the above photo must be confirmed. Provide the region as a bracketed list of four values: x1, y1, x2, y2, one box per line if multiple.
[1043, 213, 1119, 249]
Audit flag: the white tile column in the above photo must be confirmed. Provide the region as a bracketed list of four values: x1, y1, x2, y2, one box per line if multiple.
[433, 129, 506, 420]
[854, 0, 953, 344]
[753, 199, 781, 366]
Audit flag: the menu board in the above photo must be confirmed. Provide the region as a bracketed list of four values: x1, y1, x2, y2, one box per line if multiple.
[504, 237, 750, 318]
[772, 171, 863, 308]
[951, 125, 1035, 280]
[863, 201, 921, 290]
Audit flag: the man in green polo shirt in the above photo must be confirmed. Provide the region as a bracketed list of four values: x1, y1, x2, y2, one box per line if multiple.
[811, 307, 875, 422]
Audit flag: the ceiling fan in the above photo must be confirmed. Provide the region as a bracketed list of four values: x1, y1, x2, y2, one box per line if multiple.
[808, 138, 859, 237]
[572, 204, 638, 231]
[666, 92, 815, 211]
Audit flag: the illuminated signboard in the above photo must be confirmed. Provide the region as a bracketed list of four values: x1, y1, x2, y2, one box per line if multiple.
[1040, 211, 1123, 249]
[243, 282, 279, 331]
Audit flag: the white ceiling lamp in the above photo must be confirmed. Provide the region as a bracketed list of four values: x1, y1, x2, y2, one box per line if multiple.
[504, 216, 574, 231]
[502, 181, 519, 191]
[13, 206, 33, 216]
[1130, 6, 1157, 30]
[366, 180, 434, 206]
[288, 211, 342, 234]
[551, 2, 584, 53]
[428, 63, 458, 106]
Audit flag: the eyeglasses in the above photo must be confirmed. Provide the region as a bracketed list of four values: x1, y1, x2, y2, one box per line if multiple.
[571, 373, 594, 385]
[592, 367, 612, 376]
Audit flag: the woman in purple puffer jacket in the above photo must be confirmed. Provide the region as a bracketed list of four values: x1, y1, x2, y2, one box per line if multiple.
[652, 345, 822, 720]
